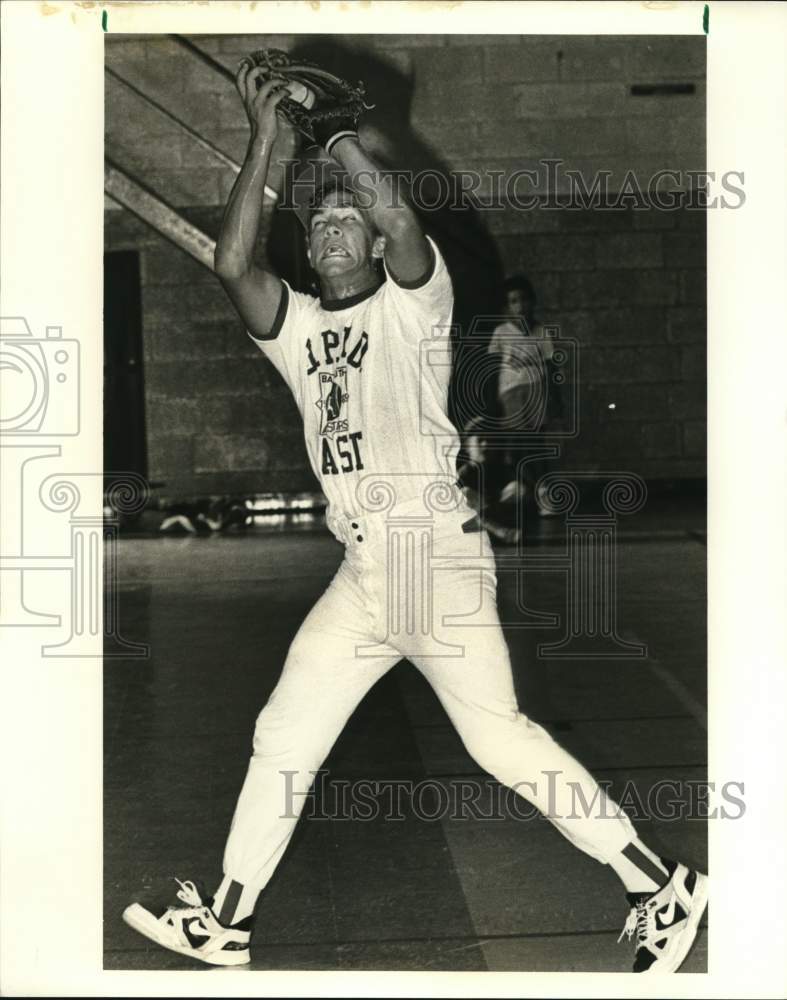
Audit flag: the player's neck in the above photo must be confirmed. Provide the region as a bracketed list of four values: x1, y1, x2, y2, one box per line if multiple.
[319, 269, 382, 308]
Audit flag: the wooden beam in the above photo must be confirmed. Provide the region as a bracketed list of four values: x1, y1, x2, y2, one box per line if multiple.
[105, 160, 216, 271]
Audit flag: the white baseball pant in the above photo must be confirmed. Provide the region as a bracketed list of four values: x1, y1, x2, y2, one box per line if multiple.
[222, 504, 636, 897]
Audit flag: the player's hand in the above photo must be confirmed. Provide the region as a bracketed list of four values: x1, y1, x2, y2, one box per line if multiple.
[236, 60, 290, 145]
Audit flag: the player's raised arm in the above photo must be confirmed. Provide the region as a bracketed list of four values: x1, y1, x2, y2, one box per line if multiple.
[214, 64, 291, 340]
[320, 130, 432, 287]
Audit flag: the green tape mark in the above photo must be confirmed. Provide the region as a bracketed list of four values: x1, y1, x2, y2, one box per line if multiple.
[102, 9, 108, 31]
[703, 4, 709, 34]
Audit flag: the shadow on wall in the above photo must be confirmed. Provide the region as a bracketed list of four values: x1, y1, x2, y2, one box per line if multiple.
[283, 38, 505, 424]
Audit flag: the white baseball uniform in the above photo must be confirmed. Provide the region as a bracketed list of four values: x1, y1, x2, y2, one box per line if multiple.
[221, 238, 635, 902]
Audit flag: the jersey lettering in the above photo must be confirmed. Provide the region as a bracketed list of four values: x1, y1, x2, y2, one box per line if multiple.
[321, 432, 364, 475]
[320, 328, 341, 365]
[346, 331, 368, 369]
[305, 337, 320, 376]
[306, 326, 368, 374]
[321, 437, 338, 475]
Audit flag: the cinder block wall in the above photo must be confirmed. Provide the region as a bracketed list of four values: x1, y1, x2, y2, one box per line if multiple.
[105, 33, 706, 497]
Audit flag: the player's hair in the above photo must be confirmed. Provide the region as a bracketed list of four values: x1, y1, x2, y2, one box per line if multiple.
[308, 179, 363, 228]
[502, 273, 537, 304]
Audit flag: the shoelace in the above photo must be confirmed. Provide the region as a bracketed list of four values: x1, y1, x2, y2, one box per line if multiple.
[170, 877, 204, 910]
[617, 898, 649, 945]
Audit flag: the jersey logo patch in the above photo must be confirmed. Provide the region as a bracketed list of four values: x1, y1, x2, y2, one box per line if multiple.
[316, 368, 349, 436]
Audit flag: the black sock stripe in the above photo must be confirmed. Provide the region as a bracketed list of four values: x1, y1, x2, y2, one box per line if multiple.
[218, 879, 244, 926]
[622, 843, 669, 888]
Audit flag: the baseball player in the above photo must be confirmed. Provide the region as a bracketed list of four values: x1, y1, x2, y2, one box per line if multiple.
[122, 61, 708, 974]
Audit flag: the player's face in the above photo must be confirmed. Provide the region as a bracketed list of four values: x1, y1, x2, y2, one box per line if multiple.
[307, 192, 380, 278]
[506, 288, 534, 321]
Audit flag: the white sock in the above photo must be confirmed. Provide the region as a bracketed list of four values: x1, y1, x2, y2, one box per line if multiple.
[608, 839, 670, 894]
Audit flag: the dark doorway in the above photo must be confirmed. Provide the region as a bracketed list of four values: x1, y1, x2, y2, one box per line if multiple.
[104, 251, 147, 482]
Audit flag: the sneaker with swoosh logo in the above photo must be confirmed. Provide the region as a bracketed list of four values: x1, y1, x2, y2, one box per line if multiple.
[122, 878, 252, 966]
[617, 859, 708, 973]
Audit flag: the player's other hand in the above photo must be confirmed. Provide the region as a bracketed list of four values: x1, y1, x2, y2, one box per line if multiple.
[236, 60, 290, 145]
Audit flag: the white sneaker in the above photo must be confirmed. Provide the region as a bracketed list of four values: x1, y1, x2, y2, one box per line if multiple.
[123, 878, 251, 966]
[618, 859, 708, 973]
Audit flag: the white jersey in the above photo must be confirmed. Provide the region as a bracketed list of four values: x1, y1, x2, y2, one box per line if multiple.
[488, 319, 553, 398]
[249, 237, 459, 524]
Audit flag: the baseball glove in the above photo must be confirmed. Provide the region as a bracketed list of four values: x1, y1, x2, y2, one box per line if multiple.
[246, 48, 374, 152]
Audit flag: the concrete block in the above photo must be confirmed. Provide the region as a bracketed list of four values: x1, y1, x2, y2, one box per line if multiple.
[624, 84, 706, 120]
[594, 384, 670, 422]
[679, 269, 706, 306]
[411, 78, 510, 123]
[667, 306, 706, 344]
[145, 397, 200, 433]
[144, 322, 228, 363]
[145, 360, 231, 401]
[555, 36, 628, 82]
[626, 116, 678, 156]
[678, 206, 708, 229]
[178, 285, 235, 324]
[553, 309, 596, 343]
[558, 269, 678, 308]
[105, 209, 158, 249]
[595, 420, 640, 459]
[478, 116, 625, 160]
[547, 205, 633, 234]
[584, 346, 681, 383]
[529, 272, 561, 311]
[520, 234, 597, 272]
[594, 232, 662, 269]
[588, 307, 668, 345]
[142, 247, 216, 287]
[641, 421, 681, 458]
[513, 82, 628, 120]
[483, 39, 560, 83]
[681, 344, 706, 381]
[480, 204, 562, 236]
[222, 357, 279, 394]
[147, 433, 194, 479]
[682, 420, 707, 457]
[662, 231, 706, 269]
[192, 396, 235, 430]
[413, 46, 483, 84]
[105, 38, 149, 63]
[632, 208, 678, 231]
[623, 36, 706, 82]
[629, 270, 680, 306]
[194, 434, 271, 473]
[668, 383, 706, 420]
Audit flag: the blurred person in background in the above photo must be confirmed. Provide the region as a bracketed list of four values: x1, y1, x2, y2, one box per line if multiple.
[487, 274, 563, 516]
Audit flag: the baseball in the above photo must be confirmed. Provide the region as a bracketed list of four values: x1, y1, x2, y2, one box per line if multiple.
[285, 81, 316, 109]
